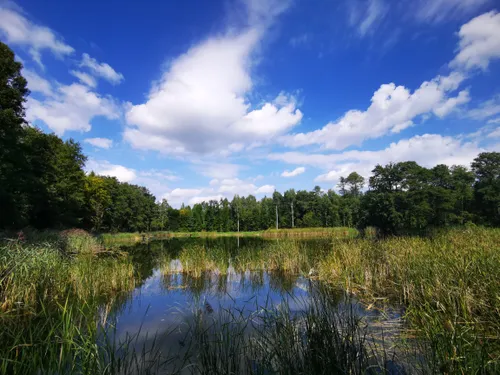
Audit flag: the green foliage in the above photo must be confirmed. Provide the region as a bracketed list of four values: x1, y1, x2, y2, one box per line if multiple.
[472, 152, 500, 225]
[1, 41, 500, 236]
[0, 42, 30, 227]
[361, 158, 489, 233]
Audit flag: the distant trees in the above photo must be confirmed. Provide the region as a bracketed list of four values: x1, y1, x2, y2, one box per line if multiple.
[1, 41, 500, 234]
[361, 156, 498, 234]
[472, 152, 500, 226]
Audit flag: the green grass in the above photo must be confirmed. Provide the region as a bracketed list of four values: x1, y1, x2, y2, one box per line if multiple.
[0, 230, 141, 374]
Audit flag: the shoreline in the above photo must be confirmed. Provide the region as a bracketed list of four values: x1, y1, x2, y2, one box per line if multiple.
[100, 227, 359, 243]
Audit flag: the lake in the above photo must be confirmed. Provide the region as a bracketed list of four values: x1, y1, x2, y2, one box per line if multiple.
[100, 237, 407, 373]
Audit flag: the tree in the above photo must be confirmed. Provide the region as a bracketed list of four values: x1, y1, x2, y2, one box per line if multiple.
[153, 199, 170, 231]
[0, 42, 30, 228]
[345, 172, 365, 196]
[450, 165, 474, 224]
[84, 174, 112, 231]
[472, 152, 500, 225]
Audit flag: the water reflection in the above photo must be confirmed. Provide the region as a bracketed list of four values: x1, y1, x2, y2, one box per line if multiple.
[104, 237, 404, 371]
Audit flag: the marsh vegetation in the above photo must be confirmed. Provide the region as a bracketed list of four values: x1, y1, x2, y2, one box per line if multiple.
[1, 228, 499, 374]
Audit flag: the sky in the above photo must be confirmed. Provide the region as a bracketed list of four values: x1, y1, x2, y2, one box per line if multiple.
[1, 0, 500, 207]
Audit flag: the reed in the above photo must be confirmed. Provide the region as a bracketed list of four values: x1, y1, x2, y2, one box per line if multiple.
[0, 230, 141, 374]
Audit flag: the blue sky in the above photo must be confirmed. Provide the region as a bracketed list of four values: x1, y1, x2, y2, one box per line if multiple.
[1, 0, 499, 206]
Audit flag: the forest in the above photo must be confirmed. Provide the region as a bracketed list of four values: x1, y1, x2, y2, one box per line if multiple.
[1, 41, 499, 234]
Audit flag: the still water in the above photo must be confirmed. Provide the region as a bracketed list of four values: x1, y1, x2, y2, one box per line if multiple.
[103, 237, 403, 365]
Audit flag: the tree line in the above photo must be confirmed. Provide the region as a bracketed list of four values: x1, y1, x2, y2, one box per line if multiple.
[1, 42, 499, 234]
[0, 42, 156, 232]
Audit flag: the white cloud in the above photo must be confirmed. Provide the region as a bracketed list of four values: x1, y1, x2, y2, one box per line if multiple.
[415, 0, 490, 24]
[23, 68, 53, 96]
[70, 70, 97, 88]
[188, 195, 225, 205]
[281, 72, 469, 150]
[162, 177, 275, 207]
[468, 95, 500, 120]
[347, 0, 388, 37]
[124, 0, 301, 156]
[85, 159, 137, 183]
[281, 166, 305, 177]
[450, 10, 500, 71]
[86, 159, 270, 205]
[193, 161, 242, 180]
[26, 80, 121, 135]
[0, 6, 73, 66]
[434, 89, 470, 117]
[271, 133, 485, 186]
[85, 161, 180, 199]
[162, 188, 205, 207]
[80, 53, 124, 85]
[487, 127, 500, 138]
[488, 117, 500, 124]
[134, 170, 180, 199]
[256, 184, 275, 194]
[84, 137, 113, 149]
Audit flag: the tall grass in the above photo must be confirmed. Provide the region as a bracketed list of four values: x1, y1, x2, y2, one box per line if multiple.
[2, 227, 499, 373]
[160, 240, 313, 277]
[0, 230, 141, 374]
[158, 227, 500, 372]
[186, 284, 403, 375]
[316, 227, 500, 373]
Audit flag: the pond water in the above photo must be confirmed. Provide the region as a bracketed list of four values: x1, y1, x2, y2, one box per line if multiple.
[101, 237, 405, 371]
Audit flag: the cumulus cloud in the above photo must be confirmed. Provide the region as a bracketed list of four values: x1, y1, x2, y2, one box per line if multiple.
[85, 160, 179, 199]
[271, 133, 486, 186]
[80, 53, 124, 85]
[24, 70, 121, 135]
[124, 0, 301, 156]
[0, 6, 73, 66]
[280, 72, 469, 150]
[70, 70, 97, 88]
[162, 177, 275, 207]
[85, 159, 137, 183]
[256, 184, 275, 194]
[84, 137, 113, 149]
[281, 166, 305, 177]
[450, 10, 500, 71]
[415, 0, 490, 24]
[22, 68, 53, 97]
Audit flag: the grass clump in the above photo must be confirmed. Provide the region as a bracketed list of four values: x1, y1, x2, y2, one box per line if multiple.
[187, 285, 397, 375]
[317, 227, 500, 373]
[0, 230, 139, 374]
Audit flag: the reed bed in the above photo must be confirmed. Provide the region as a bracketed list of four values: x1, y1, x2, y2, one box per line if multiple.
[0, 230, 140, 374]
[2, 227, 499, 373]
[159, 227, 500, 373]
[186, 285, 400, 375]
